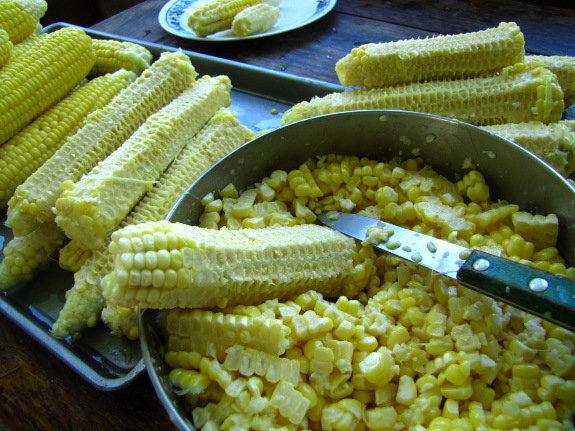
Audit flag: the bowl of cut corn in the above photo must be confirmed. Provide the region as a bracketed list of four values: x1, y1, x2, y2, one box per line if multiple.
[120, 110, 575, 431]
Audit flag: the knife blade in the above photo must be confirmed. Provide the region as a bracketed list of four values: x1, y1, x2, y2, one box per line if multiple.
[317, 211, 575, 332]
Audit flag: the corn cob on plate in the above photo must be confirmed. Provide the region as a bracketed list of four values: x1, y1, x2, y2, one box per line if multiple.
[141, 110, 575, 430]
[0, 23, 338, 390]
[159, 0, 336, 41]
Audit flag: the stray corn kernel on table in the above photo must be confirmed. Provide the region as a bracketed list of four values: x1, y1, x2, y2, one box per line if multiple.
[1, 0, 575, 430]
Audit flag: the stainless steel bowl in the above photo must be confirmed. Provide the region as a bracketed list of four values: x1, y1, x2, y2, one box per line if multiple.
[139, 110, 575, 431]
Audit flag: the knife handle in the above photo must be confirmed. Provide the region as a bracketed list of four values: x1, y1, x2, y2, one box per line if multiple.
[457, 250, 575, 332]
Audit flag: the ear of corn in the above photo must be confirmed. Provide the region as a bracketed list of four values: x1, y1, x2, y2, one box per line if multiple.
[53, 75, 232, 250]
[89, 38, 153, 77]
[0, 26, 95, 146]
[53, 108, 254, 339]
[6, 51, 197, 236]
[102, 221, 371, 310]
[59, 240, 93, 272]
[188, 0, 262, 37]
[0, 221, 66, 290]
[0, 69, 136, 209]
[336, 22, 525, 89]
[524, 55, 575, 107]
[161, 308, 293, 360]
[281, 63, 565, 126]
[0, 0, 47, 44]
[481, 121, 575, 177]
[0, 28, 12, 67]
[231, 3, 280, 37]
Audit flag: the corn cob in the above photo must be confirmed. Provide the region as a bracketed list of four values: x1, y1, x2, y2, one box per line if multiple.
[89, 38, 153, 77]
[481, 121, 575, 177]
[6, 51, 197, 236]
[231, 3, 280, 37]
[0, 70, 136, 209]
[8, 30, 43, 57]
[0, 28, 11, 66]
[54, 75, 232, 250]
[102, 221, 369, 310]
[0, 0, 47, 44]
[524, 55, 575, 107]
[0, 26, 95, 146]
[160, 308, 292, 360]
[188, 0, 262, 37]
[281, 63, 565, 126]
[0, 221, 66, 290]
[53, 108, 254, 339]
[59, 240, 93, 272]
[336, 22, 525, 89]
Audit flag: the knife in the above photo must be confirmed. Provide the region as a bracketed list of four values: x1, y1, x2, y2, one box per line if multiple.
[317, 211, 575, 332]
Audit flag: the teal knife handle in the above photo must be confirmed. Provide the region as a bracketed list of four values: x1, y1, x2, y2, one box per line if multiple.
[457, 250, 575, 332]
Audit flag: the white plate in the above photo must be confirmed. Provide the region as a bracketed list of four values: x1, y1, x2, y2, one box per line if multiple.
[158, 0, 337, 41]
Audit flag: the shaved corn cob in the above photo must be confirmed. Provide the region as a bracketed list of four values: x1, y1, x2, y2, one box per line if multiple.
[0, 26, 95, 146]
[0, 0, 47, 44]
[6, 51, 196, 236]
[0, 222, 65, 290]
[0, 28, 11, 66]
[525, 55, 575, 107]
[102, 221, 370, 310]
[89, 38, 153, 77]
[0, 70, 136, 209]
[53, 108, 254, 339]
[336, 22, 525, 89]
[161, 308, 292, 360]
[188, 0, 262, 37]
[281, 63, 564, 126]
[231, 3, 280, 37]
[59, 240, 93, 272]
[100, 108, 254, 338]
[54, 75, 232, 250]
[481, 121, 575, 177]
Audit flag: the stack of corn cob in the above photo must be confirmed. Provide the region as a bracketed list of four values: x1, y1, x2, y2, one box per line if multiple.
[0, 1, 256, 339]
[188, 0, 282, 37]
[280, 22, 575, 179]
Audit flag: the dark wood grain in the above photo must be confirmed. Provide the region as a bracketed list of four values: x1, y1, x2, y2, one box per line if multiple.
[1, 1, 574, 430]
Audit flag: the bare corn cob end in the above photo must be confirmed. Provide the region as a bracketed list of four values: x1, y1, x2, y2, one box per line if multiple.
[525, 55, 575, 108]
[89, 38, 153, 77]
[188, 0, 263, 37]
[102, 221, 373, 310]
[281, 63, 565, 126]
[336, 22, 525, 88]
[232, 3, 281, 37]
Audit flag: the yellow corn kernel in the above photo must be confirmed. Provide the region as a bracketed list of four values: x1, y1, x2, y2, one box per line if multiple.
[169, 368, 212, 395]
[188, 0, 263, 37]
[320, 398, 363, 431]
[357, 348, 398, 386]
[396, 375, 417, 405]
[89, 38, 153, 77]
[440, 377, 473, 400]
[0, 27, 95, 147]
[387, 324, 410, 348]
[364, 406, 398, 431]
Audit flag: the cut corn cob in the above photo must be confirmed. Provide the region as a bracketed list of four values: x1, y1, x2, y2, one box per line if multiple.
[0, 221, 66, 290]
[336, 22, 525, 89]
[0, 69, 136, 209]
[102, 221, 368, 310]
[0, 0, 47, 44]
[281, 63, 565, 126]
[188, 0, 262, 37]
[524, 55, 575, 107]
[231, 3, 280, 37]
[59, 240, 93, 272]
[89, 38, 153, 77]
[54, 75, 232, 250]
[0, 26, 95, 146]
[0, 28, 12, 66]
[161, 308, 292, 360]
[481, 121, 575, 177]
[6, 51, 196, 236]
[53, 108, 254, 339]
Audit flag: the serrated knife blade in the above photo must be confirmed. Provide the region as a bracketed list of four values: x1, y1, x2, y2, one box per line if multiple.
[317, 211, 575, 332]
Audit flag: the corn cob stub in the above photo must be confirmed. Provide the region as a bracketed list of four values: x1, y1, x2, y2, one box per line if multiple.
[188, 0, 264, 37]
[150, 153, 575, 430]
[89, 38, 153, 77]
[231, 3, 281, 37]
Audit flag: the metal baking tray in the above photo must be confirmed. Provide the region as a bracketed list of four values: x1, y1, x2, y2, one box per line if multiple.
[0, 23, 343, 390]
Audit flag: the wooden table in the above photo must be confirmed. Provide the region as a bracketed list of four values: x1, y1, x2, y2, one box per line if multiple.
[1, 1, 574, 430]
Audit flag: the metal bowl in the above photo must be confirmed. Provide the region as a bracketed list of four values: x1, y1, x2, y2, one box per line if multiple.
[139, 110, 575, 431]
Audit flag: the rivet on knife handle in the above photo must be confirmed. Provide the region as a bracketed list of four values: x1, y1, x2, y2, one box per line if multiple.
[457, 250, 575, 332]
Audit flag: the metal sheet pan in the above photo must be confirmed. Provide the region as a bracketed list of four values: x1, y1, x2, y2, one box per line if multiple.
[0, 23, 343, 390]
